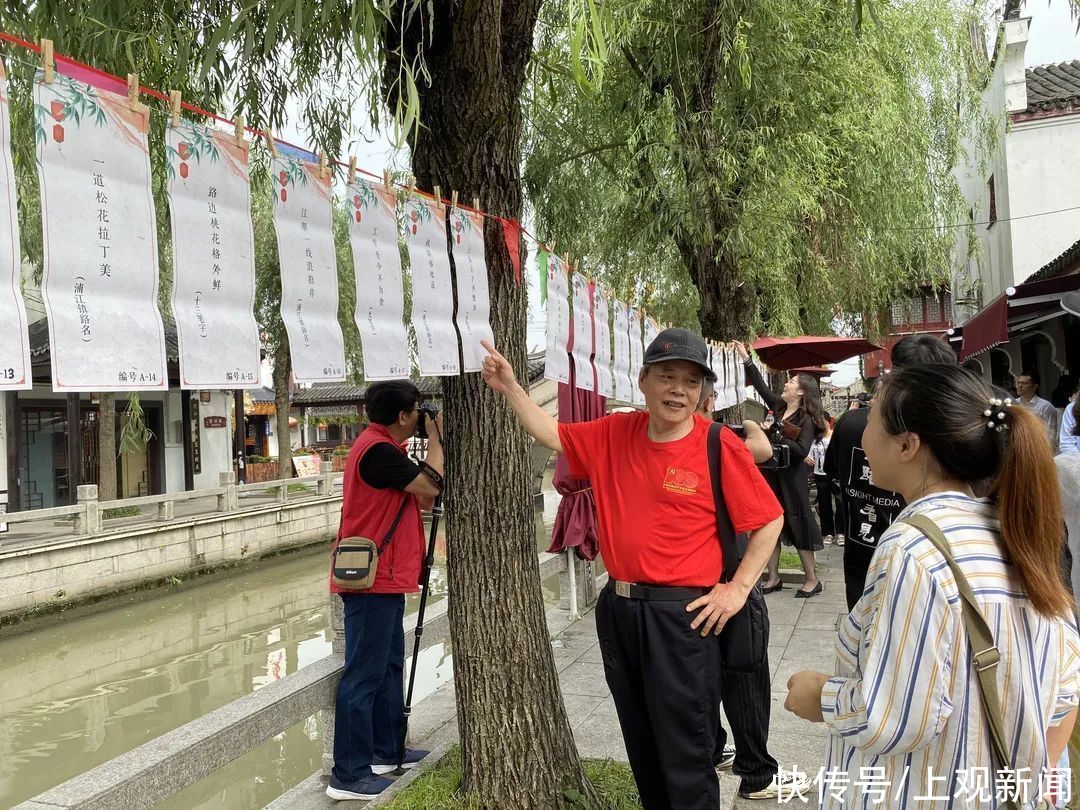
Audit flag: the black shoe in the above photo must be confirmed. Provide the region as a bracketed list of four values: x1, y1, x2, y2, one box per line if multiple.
[794, 581, 823, 599]
[761, 581, 784, 594]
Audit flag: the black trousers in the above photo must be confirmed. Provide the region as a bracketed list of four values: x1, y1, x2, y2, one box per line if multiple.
[714, 652, 778, 794]
[595, 584, 721, 810]
[843, 540, 877, 611]
[813, 474, 837, 537]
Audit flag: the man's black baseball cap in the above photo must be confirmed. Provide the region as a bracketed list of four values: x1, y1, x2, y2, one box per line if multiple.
[643, 327, 717, 382]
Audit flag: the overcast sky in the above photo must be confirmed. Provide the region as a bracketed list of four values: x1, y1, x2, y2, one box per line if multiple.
[279, 2, 1080, 388]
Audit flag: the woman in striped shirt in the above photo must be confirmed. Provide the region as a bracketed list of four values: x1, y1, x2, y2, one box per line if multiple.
[785, 365, 1079, 808]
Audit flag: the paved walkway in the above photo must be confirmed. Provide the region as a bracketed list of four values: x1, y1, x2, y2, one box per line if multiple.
[275, 544, 848, 808]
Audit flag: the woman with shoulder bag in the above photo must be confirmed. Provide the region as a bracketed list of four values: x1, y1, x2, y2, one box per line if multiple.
[735, 342, 827, 597]
[784, 365, 1080, 810]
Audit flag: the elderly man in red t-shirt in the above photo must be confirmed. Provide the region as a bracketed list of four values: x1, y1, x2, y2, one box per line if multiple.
[482, 330, 784, 809]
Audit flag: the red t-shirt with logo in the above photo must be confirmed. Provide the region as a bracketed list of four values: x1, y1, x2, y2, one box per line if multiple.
[558, 411, 782, 587]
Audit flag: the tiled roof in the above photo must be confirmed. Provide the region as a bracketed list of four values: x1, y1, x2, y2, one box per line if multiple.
[1026, 237, 1080, 283]
[1025, 61, 1080, 113]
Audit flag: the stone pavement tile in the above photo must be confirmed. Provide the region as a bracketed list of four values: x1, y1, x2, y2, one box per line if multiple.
[578, 641, 605, 664]
[573, 717, 629, 762]
[558, 660, 612, 697]
[768, 622, 796, 650]
[771, 630, 840, 688]
[561, 692, 608, 730]
[794, 608, 848, 632]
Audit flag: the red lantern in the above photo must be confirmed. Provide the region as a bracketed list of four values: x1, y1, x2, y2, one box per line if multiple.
[280, 188, 287, 202]
[50, 100, 66, 121]
[178, 143, 190, 160]
[179, 162, 189, 179]
[52, 124, 64, 144]
[353, 195, 361, 207]
[279, 171, 287, 185]
[354, 211, 361, 223]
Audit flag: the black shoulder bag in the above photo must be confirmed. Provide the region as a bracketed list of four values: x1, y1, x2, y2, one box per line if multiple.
[707, 422, 770, 673]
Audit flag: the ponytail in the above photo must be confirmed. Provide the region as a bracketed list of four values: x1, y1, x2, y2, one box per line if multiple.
[991, 404, 1071, 618]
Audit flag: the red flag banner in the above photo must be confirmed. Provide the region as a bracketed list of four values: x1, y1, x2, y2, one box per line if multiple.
[501, 218, 522, 284]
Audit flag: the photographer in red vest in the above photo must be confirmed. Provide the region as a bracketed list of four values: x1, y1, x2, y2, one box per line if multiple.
[326, 381, 443, 802]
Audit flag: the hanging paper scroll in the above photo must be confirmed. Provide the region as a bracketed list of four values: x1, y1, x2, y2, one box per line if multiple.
[347, 179, 409, 380]
[592, 285, 613, 399]
[449, 207, 494, 372]
[166, 123, 260, 388]
[611, 299, 632, 403]
[627, 307, 645, 407]
[642, 316, 659, 351]
[570, 272, 595, 392]
[543, 253, 570, 384]
[0, 65, 29, 390]
[35, 73, 167, 391]
[404, 196, 459, 376]
[271, 151, 346, 383]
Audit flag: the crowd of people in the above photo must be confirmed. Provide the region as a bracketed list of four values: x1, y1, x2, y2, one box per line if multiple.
[324, 325, 1080, 809]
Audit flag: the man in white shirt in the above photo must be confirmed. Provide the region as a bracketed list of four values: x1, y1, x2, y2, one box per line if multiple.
[1017, 370, 1060, 453]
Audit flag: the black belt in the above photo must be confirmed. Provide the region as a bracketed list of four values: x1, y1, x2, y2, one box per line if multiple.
[610, 579, 711, 601]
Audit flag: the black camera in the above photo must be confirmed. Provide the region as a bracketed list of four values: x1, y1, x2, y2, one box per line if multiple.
[415, 401, 439, 440]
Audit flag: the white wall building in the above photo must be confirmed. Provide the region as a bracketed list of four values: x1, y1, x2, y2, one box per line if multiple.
[952, 15, 1080, 322]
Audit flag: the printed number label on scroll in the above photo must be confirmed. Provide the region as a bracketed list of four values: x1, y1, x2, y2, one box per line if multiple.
[271, 154, 347, 383]
[348, 180, 410, 380]
[544, 254, 571, 384]
[449, 208, 494, 372]
[167, 123, 261, 388]
[0, 68, 30, 390]
[593, 287, 613, 398]
[35, 73, 167, 391]
[570, 273, 595, 392]
[405, 197, 459, 376]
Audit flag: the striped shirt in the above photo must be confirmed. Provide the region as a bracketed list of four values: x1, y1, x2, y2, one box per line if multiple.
[820, 493, 1080, 808]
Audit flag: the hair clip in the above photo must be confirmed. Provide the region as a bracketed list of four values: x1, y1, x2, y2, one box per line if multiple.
[984, 399, 1010, 433]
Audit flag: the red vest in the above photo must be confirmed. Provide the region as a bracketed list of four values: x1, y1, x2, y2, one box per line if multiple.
[330, 424, 425, 594]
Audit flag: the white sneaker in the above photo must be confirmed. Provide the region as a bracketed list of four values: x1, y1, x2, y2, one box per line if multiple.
[739, 771, 812, 800]
[835, 534, 845, 546]
[823, 535, 834, 545]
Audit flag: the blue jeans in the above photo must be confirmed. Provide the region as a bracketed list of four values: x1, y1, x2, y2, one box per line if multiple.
[332, 592, 405, 783]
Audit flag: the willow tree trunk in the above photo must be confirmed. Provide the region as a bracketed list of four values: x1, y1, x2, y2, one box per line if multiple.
[384, 3, 597, 806]
[273, 341, 293, 481]
[98, 392, 117, 500]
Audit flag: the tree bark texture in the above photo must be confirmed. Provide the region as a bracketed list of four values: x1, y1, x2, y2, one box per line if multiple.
[273, 340, 294, 480]
[98, 392, 117, 500]
[385, 3, 598, 806]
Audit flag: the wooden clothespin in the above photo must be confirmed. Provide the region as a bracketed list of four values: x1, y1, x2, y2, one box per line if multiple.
[233, 115, 245, 147]
[127, 73, 138, 105]
[41, 39, 54, 84]
[383, 169, 393, 191]
[318, 152, 329, 179]
[472, 197, 480, 212]
[169, 90, 182, 127]
[347, 157, 357, 185]
[407, 176, 416, 196]
[264, 131, 278, 158]
[433, 185, 442, 212]
[450, 191, 458, 212]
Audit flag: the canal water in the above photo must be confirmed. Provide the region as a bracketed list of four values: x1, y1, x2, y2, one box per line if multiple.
[0, 472, 563, 808]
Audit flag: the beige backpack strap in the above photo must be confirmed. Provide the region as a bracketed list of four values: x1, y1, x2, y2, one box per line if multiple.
[901, 514, 1019, 809]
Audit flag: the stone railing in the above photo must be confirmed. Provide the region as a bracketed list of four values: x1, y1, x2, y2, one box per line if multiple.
[14, 550, 607, 809]
[0, 465, 342, 540]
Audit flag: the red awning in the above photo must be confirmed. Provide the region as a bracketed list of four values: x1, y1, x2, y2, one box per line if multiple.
[958, 296, 1008, 361]
[750, 336, 882, 370]
[787, 366, 834, 379]
[958, 273, 1080, 361]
